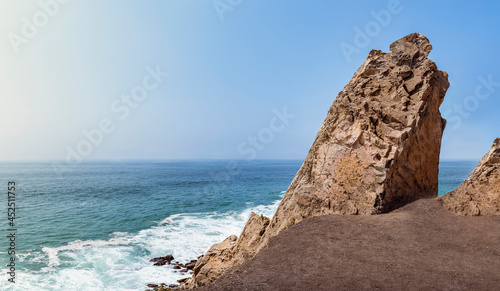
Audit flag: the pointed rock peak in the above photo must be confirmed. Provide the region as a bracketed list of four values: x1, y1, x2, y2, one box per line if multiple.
[486, 138, 500, 165]
[390, 32, 432, 60]
[492, 137, 500, 149]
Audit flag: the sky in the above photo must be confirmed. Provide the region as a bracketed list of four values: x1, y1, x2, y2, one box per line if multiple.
[0, 0, 499, 162]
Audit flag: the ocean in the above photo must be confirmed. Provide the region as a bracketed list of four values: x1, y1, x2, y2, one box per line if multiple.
[0, 160, 478, 290]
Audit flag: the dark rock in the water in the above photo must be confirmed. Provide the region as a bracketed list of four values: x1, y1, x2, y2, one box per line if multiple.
[185, 261, 197, 270]
[173, 265, 181, 269]
[150, 255, 174, 266]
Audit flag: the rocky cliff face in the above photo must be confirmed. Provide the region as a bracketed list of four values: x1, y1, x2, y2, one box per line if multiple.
[183, 32, 450, 288]
[439, 138, 500, 216]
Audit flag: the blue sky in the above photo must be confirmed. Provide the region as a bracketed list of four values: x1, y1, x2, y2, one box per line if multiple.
[0, 0, 499, 162]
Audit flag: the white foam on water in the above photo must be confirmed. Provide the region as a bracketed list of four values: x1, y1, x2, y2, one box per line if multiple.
[0, 197, 283, 291]
[41, 238, 131, 267]
[158, 213, 182, 225]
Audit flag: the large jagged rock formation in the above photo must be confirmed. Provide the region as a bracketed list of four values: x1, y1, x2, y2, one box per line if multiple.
[439, 138, 500, 216]
[183, 32, 449, 288]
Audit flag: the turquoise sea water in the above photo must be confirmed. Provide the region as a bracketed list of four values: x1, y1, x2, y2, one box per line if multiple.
[0, 160, 478, 290]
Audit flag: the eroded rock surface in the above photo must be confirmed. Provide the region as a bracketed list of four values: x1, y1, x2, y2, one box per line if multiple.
[182, 32, 449, 288]
[439, 138, 500, 216]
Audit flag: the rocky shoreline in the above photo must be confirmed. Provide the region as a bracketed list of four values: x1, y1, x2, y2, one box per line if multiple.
[145, 255, 199, 291]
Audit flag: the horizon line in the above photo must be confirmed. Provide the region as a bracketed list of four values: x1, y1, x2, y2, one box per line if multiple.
[0, 158, 480, 163]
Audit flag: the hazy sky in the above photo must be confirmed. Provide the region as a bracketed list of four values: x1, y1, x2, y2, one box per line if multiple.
[1, 0, 499, 162]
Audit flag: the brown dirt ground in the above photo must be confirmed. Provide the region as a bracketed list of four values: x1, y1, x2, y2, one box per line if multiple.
[194, 198, 500, 291]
